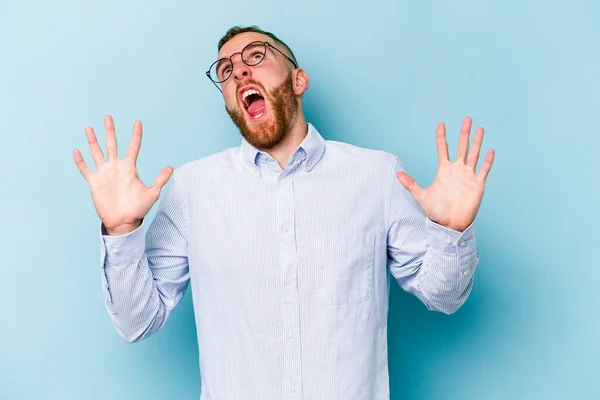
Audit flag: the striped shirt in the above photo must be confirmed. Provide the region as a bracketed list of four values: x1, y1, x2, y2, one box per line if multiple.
[99, 123, 479, 400]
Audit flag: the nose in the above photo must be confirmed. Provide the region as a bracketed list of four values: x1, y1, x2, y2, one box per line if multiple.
[231, 53, 252, 81]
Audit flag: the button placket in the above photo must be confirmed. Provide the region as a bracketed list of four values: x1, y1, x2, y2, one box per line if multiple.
[277, 177, 303, 396]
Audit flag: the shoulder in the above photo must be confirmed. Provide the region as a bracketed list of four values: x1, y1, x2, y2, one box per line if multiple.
[324, 139, 399, 172]
[172, 147, 239, 180]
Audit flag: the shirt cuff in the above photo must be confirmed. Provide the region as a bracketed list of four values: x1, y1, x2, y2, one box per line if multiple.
[425, 217, 476, 255]
[100, 219, 146, 265]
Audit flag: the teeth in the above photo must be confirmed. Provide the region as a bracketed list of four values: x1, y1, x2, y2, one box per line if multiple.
[242, 89, 259, 101]
[242, 89, 260, 107]
[253, 112, 264, 119]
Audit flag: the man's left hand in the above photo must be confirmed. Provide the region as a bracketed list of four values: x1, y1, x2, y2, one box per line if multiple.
[396, 117, 495, 232]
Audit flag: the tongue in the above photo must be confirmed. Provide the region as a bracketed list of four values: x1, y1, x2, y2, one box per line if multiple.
[247, 98, 266, 118]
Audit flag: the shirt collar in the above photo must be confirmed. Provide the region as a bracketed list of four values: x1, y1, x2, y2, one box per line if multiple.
[239, 123, 325, 177]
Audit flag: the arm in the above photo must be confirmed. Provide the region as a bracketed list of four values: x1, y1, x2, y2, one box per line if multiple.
[100, 171, 189, 342]
[389, 117, 494, 314]
[73, 115, 182, 343]
[387, 158, 479, 314]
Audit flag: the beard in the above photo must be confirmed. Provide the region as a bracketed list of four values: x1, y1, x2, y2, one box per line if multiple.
[226, 74, 298, 150]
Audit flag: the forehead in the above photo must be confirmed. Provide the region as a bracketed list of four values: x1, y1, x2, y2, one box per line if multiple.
[217, 32, 275, 59]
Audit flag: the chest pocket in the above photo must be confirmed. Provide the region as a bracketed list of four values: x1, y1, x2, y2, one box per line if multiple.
[314, 233, 376, 305]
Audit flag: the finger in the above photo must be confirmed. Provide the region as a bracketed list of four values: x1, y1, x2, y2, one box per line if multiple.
[73, 149, 93, 181]
[477, 149, 495, 181]
[85, 126, 105, 168]
[150, 166, 174, 195]
[456, 117, 472, 164]
[466, 127, 484, 171]
[126, 121, 143, 164]
[435, 123, 449, 164]
[104, 115, 118, 162]
[396, 171, 423, 198]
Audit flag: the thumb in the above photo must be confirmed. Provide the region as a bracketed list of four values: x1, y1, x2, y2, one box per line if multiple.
[151, 166, 174, 194]
[396, 171, 422, 197]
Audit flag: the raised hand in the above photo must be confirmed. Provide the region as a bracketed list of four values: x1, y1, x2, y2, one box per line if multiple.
[73, 115, 173, 235]
[396, 117, 495, 232]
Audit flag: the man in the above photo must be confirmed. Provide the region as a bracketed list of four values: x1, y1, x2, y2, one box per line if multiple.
[73, 25, 494, 400]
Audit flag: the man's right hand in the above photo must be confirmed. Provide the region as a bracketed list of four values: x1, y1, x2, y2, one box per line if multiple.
[73, 115, 173, 236]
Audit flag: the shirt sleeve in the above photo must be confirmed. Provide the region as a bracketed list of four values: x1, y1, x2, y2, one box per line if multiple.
[386, 157, 479, 314]
[99, 170, 190, 342]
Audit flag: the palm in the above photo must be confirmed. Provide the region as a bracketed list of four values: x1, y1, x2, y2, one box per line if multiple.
[397, 117, 495, 232]
[90, 160, 158, 228]
[73, 115, 173, 232]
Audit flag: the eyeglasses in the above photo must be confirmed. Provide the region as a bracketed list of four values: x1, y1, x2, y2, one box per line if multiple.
[206, 41, 298, 92]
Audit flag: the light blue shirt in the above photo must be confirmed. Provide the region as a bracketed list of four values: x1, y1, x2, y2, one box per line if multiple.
[100, 123, 479, 400]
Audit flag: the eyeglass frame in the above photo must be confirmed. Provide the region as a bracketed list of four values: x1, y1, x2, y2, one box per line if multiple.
[205, 41, 298, 92]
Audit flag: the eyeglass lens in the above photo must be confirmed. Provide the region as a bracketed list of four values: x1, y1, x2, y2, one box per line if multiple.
[209, 42, 267, 83]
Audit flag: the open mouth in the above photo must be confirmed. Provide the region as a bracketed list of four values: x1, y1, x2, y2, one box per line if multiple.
[240, 87, 267, 120]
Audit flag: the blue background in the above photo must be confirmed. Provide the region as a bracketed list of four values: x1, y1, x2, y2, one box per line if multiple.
[1, 0, 598, 399]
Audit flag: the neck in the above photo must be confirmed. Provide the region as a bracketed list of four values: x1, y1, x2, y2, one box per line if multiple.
[264, 112, 308, 170]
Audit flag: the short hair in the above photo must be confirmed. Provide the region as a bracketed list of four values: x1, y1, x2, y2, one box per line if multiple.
[217, 25, 298, 65]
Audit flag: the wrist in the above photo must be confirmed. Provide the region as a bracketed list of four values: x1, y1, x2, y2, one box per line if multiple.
[430, 218, 470, 233]
[104, 220, 142, 236]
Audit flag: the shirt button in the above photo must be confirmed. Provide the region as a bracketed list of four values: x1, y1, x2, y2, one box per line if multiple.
[459, 240, 467, 246]
[307, 160, 312, 167]
[462, 270, 468, 277]
[445, 238, 452, 245]
[111, 248, 119, 254]
[291, 385, 296, 392]
[284, 278, 292, 286]
[287, 331, 294, 339]
[283, 225, 289, 233]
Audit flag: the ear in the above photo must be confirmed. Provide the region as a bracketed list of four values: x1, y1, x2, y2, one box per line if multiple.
[292, 68, 309, 96]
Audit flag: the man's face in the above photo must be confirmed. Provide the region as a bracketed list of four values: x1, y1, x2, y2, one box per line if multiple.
[217, 32, 299, 149]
